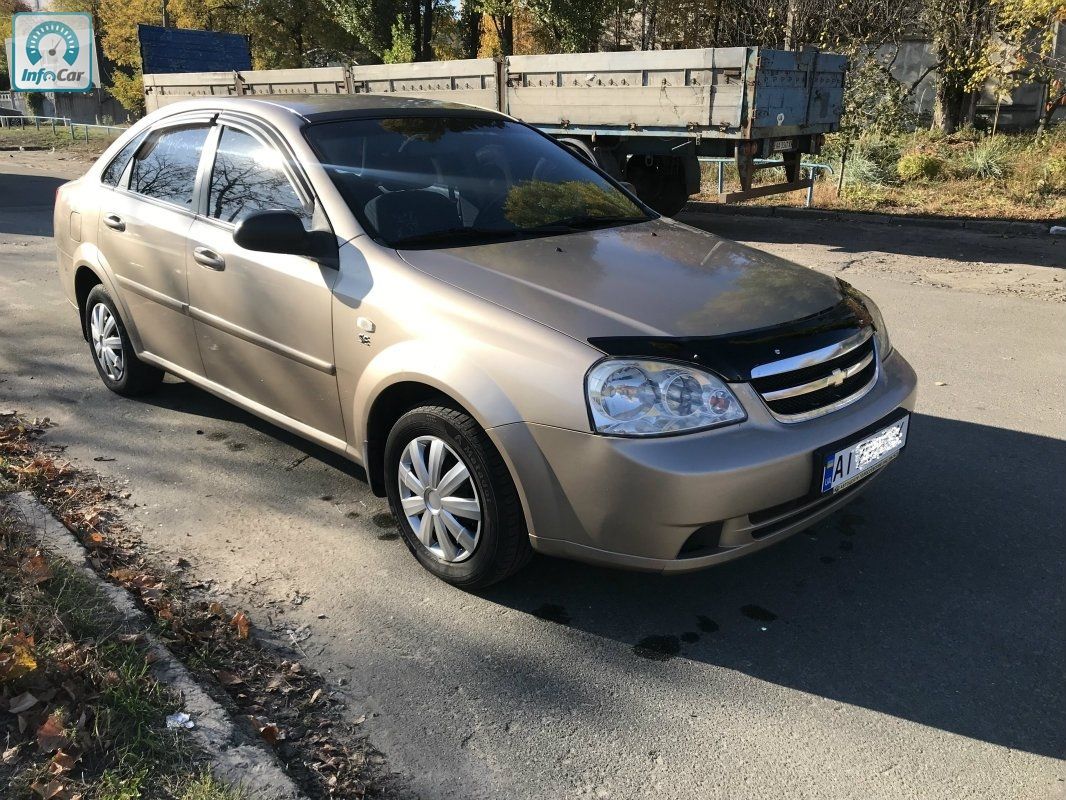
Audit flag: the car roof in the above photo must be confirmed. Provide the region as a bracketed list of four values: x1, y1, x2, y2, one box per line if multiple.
[171, 94, 507, 123]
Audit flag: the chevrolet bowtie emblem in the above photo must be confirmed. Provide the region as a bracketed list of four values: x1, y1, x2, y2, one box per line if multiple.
[828, 368, 846, 387]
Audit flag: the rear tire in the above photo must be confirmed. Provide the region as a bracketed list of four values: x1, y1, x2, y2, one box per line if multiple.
[84, 285, 164, 397]
[384, 404, 532, 589]
[625, 155, 690, 216]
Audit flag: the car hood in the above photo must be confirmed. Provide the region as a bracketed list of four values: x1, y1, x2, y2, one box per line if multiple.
[397, 217, 843, 341]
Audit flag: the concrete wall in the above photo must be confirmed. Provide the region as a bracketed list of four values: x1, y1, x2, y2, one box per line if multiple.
[885, 23, 1064, 129]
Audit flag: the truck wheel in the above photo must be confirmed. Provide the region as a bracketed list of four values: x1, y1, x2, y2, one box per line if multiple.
[384, 404, 532, 589]
[84, 285, 164, 396]
[557, 137, 623, 180]
[625, 155, 690, 216]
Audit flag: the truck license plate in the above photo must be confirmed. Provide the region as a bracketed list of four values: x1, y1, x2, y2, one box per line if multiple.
[821, 416, 909, 494]
[773, 139, 795, 152]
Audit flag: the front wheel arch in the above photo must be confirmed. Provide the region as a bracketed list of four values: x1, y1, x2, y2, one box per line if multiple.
[364, 381, 470, 497]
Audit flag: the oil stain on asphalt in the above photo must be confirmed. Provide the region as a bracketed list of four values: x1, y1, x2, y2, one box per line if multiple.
[633, 635, 680, 661]
[371, 511, 400, 540]
[531, 603, 571, 625]
[696, 615, 719, 633]
[740, 605, 777, 622]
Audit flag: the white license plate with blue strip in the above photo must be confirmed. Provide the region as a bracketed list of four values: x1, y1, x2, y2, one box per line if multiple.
[821, 415, 909, 493]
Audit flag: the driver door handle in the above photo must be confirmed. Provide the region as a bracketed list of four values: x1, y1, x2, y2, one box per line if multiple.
[103, 214, 125, 232]
[193, 246, 225, 271]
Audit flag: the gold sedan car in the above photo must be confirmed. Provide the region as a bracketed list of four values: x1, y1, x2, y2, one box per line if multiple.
[55, 95, 916, 587]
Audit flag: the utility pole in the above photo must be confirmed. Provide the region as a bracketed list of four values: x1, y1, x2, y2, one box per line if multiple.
[161, 0, 169, 27]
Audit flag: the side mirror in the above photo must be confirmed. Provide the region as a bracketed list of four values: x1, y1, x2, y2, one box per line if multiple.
[233, 210, 335, 261]
[619, 180, 638, 196]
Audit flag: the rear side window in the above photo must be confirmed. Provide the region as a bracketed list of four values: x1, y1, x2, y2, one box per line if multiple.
[129, 125, 211, 207]
[207, 127, 311, 227]
[101, 131, 147, 187]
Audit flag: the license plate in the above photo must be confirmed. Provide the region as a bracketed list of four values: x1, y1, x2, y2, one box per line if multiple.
[821, 415, 909, 494]
[773, 139, 795, 152]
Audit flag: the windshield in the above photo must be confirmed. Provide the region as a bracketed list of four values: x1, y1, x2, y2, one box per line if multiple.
[304, 116, 651, 248]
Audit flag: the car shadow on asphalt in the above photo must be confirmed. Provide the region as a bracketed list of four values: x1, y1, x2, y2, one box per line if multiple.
[138, 381, 369, 484]
[480, 412, 1066, 760]
[680, 213, 1066, 269]
[0, 173, 66, 236]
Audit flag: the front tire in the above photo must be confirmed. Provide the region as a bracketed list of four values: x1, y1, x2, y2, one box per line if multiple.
[384, 404, 532, 589]
[84, 285, 164, 396]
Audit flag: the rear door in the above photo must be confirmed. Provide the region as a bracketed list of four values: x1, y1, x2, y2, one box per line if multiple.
[97, 118, 213, 373]
[185, 120, 345, 440]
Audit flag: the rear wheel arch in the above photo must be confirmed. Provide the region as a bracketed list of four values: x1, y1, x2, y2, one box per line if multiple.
[74, 265, 104, 340]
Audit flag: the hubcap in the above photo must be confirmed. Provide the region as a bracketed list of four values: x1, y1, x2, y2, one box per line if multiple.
[89, 303, 124, 382]
[398, 435, 482, 563]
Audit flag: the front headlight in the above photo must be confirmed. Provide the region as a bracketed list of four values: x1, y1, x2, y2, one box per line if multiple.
[586, 359, 746, 436]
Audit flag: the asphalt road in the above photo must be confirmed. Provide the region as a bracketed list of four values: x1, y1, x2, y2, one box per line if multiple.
[2, 160, 1064, 800]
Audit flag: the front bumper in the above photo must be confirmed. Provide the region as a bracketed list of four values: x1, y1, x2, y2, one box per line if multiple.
[489, 349, 918, 573]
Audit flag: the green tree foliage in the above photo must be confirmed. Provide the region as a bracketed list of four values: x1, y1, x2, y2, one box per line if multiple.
[987, 0, 1066, 134]
[331, 0, 438, 61]
[384, 15, 417, 62]
[0, 0, 32, 90]
[328, 0, 403, 59]
[523, 0, 608, 52]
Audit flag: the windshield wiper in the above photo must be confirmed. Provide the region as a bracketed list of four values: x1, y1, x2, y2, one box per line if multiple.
[390, 227, 521, 248]
[525, 215, 648, 232]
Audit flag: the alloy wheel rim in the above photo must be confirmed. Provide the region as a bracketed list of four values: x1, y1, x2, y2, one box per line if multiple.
[398, 435, 482, 563]
[89, 303, 124, 382]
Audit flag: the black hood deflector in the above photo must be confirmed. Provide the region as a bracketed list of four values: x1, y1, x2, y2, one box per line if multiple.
[588, 285, 874, 382]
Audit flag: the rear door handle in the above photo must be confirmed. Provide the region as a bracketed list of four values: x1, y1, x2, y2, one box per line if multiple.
[103, 214, 125, 232]
[193, 246, 225, 271]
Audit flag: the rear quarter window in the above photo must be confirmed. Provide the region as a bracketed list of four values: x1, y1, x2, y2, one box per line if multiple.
[100, 131, 148, 187]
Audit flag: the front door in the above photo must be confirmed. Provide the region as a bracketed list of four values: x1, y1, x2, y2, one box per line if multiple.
[185, 122, 345, 441]
[96, 122, 211, 373]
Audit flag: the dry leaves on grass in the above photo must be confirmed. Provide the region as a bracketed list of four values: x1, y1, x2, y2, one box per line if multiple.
[230, 611, 251, 639]
[20, 551, 53, 584]
[0, 632, 39, 681]
[1, 412, 396, 799]
[36, 711, 69, 752]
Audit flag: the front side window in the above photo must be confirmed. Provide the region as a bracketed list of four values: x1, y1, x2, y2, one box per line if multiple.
[305, 116, 650, 248]
[101, 131, 148, 187]
[207, 127, 311, 227]
[129, 125, 211, 207]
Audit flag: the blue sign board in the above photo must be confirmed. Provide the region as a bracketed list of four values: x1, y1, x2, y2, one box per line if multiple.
[138, 25, 251, 75]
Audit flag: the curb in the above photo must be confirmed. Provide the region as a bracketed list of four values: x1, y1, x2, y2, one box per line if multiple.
[6, 491, 311, 800]
[682, 201, 1057, 238]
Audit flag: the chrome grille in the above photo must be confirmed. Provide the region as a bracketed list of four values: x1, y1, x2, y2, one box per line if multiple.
[750, 329, 877, 422]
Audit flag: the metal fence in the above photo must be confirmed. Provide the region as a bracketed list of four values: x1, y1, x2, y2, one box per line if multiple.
[699, 157, 834, 208]
[0, 113, 128, 143]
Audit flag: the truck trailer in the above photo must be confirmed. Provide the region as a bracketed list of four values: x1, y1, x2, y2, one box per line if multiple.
[143, 47, 847, 215]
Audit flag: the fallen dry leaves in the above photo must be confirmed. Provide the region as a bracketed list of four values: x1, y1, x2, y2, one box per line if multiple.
[0, 632, 39, 681]
[36, 712, 69, 752]
[19, 551, 53, 584]
[230, 610, 251, 640]
[1, 411, 396, 799]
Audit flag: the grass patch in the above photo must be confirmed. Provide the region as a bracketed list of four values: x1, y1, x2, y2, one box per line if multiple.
[0, 123, 117, 155]
[695, 126, 1066, 221]
[0, 503, 242, 799]
[0, 412, 398, 799]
